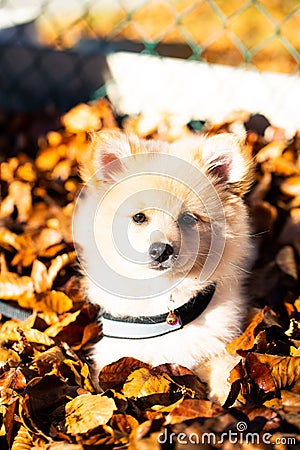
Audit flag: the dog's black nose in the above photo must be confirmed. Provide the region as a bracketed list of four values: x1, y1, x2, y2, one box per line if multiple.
[149, 242, 174, 263]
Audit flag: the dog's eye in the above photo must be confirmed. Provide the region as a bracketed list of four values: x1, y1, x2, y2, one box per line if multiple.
[132, 213, 147, 224]
[178, 213, 198, 227]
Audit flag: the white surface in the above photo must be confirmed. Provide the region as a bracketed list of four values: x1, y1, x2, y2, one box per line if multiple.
[107, 52, 300, 136]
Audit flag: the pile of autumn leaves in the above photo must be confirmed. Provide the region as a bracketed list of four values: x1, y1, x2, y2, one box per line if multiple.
[0, 100, 300, 449]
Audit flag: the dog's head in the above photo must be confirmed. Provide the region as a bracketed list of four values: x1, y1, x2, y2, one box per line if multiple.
[76, 130, 253, 288]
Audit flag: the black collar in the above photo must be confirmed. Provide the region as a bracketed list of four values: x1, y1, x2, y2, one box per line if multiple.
[101, 283, 216, 339]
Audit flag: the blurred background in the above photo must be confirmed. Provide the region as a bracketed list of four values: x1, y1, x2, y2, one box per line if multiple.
[1, 0, 300, 112]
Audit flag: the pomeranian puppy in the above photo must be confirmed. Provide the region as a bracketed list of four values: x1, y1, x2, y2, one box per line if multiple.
[73, 130, 254, 403]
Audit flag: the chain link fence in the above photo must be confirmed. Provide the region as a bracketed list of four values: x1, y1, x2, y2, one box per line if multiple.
[0, 0, 300, 111]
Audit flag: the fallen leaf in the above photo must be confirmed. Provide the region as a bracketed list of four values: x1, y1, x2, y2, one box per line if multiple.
[254, 354, 300, 394]
[47, 252, 76, 289]
[245, 353, 276, 393]
[256, 141, 286, 163]
[280, 176, 300, 197]
[0, 158, 19, 182]
[10, 426, 33, 450]
[7, 180, 32, 222]
[165, 399, 224, 424]
[62, 104, 101, 133]
[41, 291, 73, 314]
[226, 307, 266, 354]
[276, 246, 298, 279]
[0, 228, 21, 251]
[0, 368, 26, 390]
[31, 260, 48, 293]
[0, 273, 34, 299]
[16, 162, 36, 182]
[110, 413, 139, 435]
[98, 357, 151, 391]
[20, 328, 54, 346]
[65, 394, 116, 435]
[122, 368, 171, 399]
[36, 147, 61, 171]
[44, 310, 81, 337]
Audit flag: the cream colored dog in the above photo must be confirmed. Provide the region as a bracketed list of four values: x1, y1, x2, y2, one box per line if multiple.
[73, 130, 254, 403]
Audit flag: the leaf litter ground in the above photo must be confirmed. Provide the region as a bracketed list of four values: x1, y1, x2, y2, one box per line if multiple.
[0, 101, 300, 449]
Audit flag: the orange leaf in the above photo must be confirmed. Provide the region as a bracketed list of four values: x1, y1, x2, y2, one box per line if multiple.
[62, 103, 101, 133]
[31, 260, 48, 294]
[276, 246, 298, 280]
[65, 394, 116, 435]
[98, 357, 151, 391]
[226, 307, 266, 354]
[123, 368, 171, 399]
[47, 252, 76, 289]
[165, 399, 224, 424]
[0, 273, 34, 300]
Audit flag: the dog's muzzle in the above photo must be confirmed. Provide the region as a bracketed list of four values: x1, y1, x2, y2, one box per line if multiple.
[149, 242, 174, 270]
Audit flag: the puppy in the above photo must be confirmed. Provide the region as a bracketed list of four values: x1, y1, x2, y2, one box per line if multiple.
[73, 130, 254, 403]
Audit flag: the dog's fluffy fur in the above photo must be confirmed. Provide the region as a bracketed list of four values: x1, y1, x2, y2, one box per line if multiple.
[74, 130, 254, 402]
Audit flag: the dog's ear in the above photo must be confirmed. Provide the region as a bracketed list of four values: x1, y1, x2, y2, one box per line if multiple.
[80, 130, 131, 182]
[202, 133, 253, 194]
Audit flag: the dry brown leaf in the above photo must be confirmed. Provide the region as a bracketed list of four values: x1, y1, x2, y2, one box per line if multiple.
[20, 329, 54, 346]
[256, 141, 286, 163]
[0, 253, 8, 275]
[152, 397, 184, 413]
[276, 246, 298, 279]
[254, 354, 300, 394]
[0, 196, 15, 218]
[36, 228, 63, 251]
[98, 357, 151, 391]
[0, 368, 26, 391]
[281, 390, 300, 407]
[41, 291, 73, 314]
[0, 228, 21, 251]
[11, 426, 33, 450]
[294, 298, 300, 313]
[226, 307, 266, 354]
[47, 252, 76, 289]
[248, 171, 272, 204]
[1, 323, 53, 347]
[269, 158, 298, 176]
[0, 158, 19, 182]
[31, 260, 48, 293]
[36, 147, 61, 171]
[0, 347, 20, 365]
[129, 422, 162, 450]
[72, 321, 101, 351]
[47, 130, 63, 147]
[16, 162, 36, 182]
[33, 346, 65, 368]
[0, 272, 34, 300]
[110, 413, 139, 435]
[278, 208, 300, 247]
[250, 201, 277, 234]
[10, 229, 61, 269]
[44, 310, 81, 337]
[7, 180, 32, 222]
[245, 353, 276, 393]
[38, 243, 66, 258]
[122, 368, 171, 399]
[65, 394, 116, 435]
[51, 159, 72, 181]
[32, 444, 83, 450]
[17, 290, 73, 316]
[165, 399, 224, 425]
[280, 176, 300, 197]
[62, 103, 101, 133]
